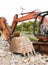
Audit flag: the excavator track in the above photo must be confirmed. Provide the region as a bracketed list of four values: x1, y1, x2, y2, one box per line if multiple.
[33, 41, 48, 53]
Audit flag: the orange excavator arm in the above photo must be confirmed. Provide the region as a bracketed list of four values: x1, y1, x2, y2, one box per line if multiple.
[0, 17, 11, 43]
[11, 11, 42, 33]
[0, 10, 48, 43]
[0, 11, 42, 43]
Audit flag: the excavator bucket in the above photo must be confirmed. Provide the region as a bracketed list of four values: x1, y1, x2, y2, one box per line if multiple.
[10, 37, 36, 56]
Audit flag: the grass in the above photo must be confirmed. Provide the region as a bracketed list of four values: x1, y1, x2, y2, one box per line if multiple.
[29, 36, 38, 41]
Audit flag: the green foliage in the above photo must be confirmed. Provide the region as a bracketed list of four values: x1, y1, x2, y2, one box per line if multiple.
[15, 21, 34, 32]
[0, 21, 40, 37]
[29, 36, 38, 41]
[13, 21, 40, 35]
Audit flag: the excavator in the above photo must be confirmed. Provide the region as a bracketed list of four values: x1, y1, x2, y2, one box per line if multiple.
[0, 10, 48, 56]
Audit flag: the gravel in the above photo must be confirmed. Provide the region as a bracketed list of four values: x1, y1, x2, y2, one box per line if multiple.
[0, 34, 48, 65]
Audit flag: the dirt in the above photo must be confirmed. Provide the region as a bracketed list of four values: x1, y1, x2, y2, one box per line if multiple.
[0, 35, 48, 65]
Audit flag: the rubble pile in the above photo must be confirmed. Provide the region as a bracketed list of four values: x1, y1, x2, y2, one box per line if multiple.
[0, 35, 48, 65]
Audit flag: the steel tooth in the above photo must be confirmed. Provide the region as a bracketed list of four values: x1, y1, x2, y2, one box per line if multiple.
[25, 52, 30, 57]
[29, 52, 31, 55]
[27, 52, 30, 57]
[29, 52, 32, 55]
[23, 53, 26, 56]
[32, 50, 35, 55]
[31, 52, 33, 55]
[25, 53, 28, 56]
[32, 49, 36, 55]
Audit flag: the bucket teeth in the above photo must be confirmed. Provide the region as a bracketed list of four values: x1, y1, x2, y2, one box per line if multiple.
[29, 52, 32, 55]
[25, 53, 28, 56]
[10, 37, 36, 56]
[23, 51, 35, 56]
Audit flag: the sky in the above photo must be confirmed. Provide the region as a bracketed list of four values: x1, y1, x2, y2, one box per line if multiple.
[0, 0, 48, 25]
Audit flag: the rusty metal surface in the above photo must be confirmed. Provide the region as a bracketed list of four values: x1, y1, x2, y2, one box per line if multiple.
[10, 37, 36, 56]
[0, 17, 11, 43]
[33, 41, 48, 53]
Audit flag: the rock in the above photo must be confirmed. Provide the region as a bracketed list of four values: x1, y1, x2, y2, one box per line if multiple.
[11, 63, 15, 65]
[8, 51, 12, 55]
[0, 49, 7, 57]
[0, 35, 48, 65]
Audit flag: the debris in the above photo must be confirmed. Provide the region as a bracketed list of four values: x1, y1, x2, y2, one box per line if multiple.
[0, 35, 48, 65]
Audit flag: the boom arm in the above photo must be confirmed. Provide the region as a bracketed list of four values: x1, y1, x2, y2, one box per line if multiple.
[11, 11, 42, 33]
[0, 11, 42, 43]
[0, 11, 48, 44]
[0, 17, 11, 43]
